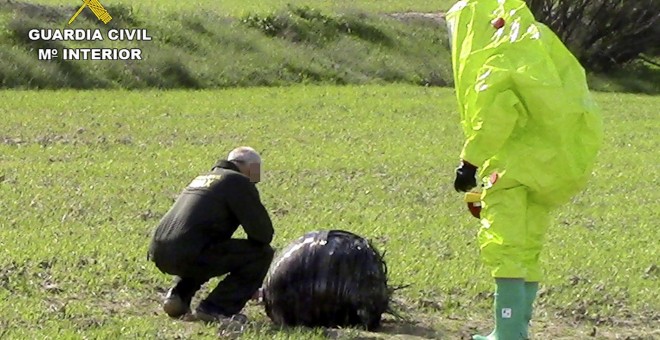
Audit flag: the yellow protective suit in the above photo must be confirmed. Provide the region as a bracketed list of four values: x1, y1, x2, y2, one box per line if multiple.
[445, 0, 603, 280]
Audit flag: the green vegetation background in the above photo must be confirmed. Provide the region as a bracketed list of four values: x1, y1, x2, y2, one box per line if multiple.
[1, 1, 658, 93]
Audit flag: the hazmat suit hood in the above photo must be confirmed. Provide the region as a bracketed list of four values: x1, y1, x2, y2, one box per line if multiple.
[445, 0, 603, 206]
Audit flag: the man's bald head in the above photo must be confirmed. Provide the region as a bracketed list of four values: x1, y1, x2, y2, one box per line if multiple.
[227, 146, 262, 183]
[228, 146, 262, 164]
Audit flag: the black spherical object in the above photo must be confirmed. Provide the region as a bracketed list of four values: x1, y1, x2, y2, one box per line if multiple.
[262, 230, 390, 330]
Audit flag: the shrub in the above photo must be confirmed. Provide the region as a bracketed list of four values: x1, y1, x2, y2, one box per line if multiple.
[526, 0, 660, 72]
[240, 5, 391, 46]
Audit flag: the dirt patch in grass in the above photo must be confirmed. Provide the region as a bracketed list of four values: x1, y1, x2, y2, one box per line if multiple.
[145, 294, 659, 339]
[388, 12, 446, 25]
[0, 0, 72, 22]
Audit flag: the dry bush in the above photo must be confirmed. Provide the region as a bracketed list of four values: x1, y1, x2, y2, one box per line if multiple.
[526, 0, 660, 71]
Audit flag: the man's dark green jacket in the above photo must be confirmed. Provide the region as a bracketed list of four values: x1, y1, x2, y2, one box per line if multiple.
[148, 160, 274, 268]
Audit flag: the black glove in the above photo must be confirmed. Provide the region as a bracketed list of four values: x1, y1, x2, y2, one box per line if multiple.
[454, 160, 478, 192]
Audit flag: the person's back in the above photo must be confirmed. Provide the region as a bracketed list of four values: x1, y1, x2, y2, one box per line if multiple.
[506, 18, 602, 204]
[446, 0, 603, 206]
[150, 165, 273, 271]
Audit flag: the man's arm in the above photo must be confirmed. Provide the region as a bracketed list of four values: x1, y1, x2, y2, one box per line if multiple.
[460, 89, 523, 166]
[225, 175, 274, 245]
[459, 56, 524, 166]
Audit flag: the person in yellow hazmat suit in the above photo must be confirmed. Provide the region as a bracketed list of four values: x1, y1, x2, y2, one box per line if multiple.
[445, 0, 603, 339]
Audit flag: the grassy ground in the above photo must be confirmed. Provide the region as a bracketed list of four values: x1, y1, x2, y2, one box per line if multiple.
[0, 1, 453, 89]
[1, 85, 658, 339]
[1, 0, 658, 93]
[16, 0, 458, 16]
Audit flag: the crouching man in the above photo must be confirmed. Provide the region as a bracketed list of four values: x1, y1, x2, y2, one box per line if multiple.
[148, 146, 275, 323]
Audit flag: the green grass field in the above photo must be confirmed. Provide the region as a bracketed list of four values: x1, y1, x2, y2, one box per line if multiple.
[1, 0, 658, 93]
[1, 0, 659, 338]
[1, 85, 658, 339]
[23, 0, 457, 16]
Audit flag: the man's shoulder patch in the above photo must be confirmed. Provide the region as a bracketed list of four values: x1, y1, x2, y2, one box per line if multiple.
[187, 174, 224, 189]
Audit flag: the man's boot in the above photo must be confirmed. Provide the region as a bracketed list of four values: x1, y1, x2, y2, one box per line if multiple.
[194, 300, 249, 324]
[163, 277, 202, 318]
[163, 288, 190, 318]
[473, 278, 527, 340]
[523, 282, 539, 339]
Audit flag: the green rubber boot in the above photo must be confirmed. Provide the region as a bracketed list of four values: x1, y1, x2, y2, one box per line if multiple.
[523, 282, 539, 339]
[473, 278, 527, 340]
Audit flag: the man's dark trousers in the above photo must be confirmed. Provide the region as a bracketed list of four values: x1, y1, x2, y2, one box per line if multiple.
[161, 239, 275, 315]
